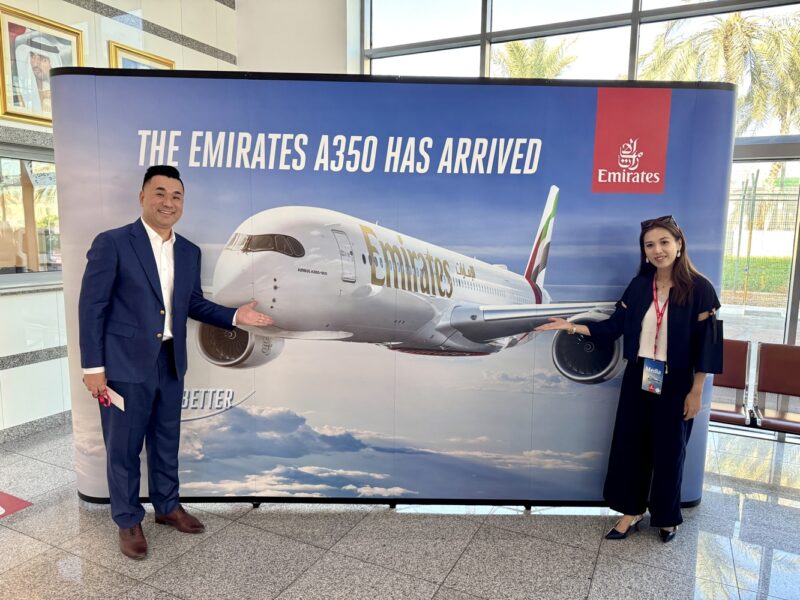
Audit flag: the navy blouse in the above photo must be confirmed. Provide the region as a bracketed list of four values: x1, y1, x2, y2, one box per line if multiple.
[587, 273, 723, 374]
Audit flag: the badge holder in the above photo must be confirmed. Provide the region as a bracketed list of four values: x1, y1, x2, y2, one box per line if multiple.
[641, 358, 665, 395]
[642, 276, 668, 396]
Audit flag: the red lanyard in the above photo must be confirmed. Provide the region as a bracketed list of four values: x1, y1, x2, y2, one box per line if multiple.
[652, 276, 669, 357]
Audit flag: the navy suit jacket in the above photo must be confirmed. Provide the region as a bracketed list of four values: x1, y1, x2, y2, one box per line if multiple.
[587, 273, 722, 374]
[78, 219, 236, 383]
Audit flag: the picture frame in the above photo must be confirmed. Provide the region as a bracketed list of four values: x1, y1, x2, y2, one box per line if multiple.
[108, 41, 174, 71]
[0, 4, 83, 126]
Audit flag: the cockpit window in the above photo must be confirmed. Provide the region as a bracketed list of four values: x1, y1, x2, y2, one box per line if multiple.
[225, 233, 305, 257]
[247, 235, 276, 252]
[226, 233, 248, 251]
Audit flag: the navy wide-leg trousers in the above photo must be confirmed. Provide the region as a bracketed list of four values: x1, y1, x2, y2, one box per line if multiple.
[603, 358, 694, 528]
[99, 340, 183, 528]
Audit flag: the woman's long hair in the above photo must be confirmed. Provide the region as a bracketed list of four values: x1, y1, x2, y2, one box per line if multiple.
[638, 216, 702, 306]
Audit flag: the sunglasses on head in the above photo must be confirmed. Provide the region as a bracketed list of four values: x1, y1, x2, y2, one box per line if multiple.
[641, 215, 679, 231]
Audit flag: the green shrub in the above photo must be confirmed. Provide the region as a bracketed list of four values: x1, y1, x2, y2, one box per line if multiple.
[722, 256, 792, 293]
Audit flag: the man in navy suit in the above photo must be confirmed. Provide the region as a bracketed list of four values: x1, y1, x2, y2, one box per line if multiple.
[79, 165, 272, 559]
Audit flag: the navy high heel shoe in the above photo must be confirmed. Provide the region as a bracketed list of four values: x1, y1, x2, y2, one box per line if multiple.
[659, 526, 678, 543]
[605, 515, 643, 540]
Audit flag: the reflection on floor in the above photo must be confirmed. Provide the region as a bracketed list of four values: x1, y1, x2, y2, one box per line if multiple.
[0, 424, 798, 599]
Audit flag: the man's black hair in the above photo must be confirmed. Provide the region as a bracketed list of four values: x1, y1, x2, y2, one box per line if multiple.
[142, 165, 183, 189]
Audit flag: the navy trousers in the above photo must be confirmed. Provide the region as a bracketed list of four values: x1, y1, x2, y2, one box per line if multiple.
[603, 358, 694, 528]
[99, 340, 183, 528]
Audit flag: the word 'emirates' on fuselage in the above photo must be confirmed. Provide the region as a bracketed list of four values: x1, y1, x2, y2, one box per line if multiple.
[360, 224, 457, 298]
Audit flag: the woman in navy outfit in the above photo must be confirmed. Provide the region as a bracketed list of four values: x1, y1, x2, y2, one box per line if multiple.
[537, 215, 722, 542]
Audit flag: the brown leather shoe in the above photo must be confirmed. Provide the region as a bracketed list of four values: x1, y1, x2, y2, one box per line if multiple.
[154, 505, 205, 533]
[118, 523, 147, 560]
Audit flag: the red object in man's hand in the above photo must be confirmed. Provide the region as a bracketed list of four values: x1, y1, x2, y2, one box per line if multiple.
[96, 390, 111, 407]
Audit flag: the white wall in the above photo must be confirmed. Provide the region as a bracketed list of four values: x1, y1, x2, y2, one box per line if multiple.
[236, 0, 348, 73]
[0, 290, 69, 429]
[0, 0, 236, 432]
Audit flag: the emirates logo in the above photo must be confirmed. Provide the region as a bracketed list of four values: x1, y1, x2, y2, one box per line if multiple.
[592, 88, 671, 194]
[595, 134, 663, 187]
[617, 138, 644, 171]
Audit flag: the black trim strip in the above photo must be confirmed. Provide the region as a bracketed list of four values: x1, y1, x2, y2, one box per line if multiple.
[77, 491, 704, 508]
[50, 67, 736, 92]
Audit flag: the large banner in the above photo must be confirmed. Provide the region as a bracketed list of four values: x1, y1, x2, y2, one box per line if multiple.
[52, 70, 735, 504]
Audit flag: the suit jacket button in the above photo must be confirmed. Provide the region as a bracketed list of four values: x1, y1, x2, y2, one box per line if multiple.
[156, 332, 163, 339]
[160, 309, 165, 315]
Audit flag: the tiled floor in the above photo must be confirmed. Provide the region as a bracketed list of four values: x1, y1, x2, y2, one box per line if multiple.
[1, 425, 799, 599]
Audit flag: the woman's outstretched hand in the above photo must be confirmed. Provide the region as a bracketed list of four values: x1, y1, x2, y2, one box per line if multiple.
[535, 317, 571, 332]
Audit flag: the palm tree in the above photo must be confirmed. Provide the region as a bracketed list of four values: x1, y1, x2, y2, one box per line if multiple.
[638, 13, 800, 136]
[492, 39, 576, 79]
[760, 17, 800, 136]
[638, 12, 800, 186]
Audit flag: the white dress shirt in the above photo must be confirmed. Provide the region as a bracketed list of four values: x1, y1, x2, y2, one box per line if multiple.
[141, 218, 176, 340]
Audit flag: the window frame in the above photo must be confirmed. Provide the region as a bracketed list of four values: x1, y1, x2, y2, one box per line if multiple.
[363, 0, 800, 79]
[0, 144, 61, 289]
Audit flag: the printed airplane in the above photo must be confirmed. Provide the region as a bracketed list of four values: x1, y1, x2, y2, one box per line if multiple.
[198, 186, 624, 384]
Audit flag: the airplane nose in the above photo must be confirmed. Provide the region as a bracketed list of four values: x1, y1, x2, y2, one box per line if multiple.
[212, 250, 253, 306]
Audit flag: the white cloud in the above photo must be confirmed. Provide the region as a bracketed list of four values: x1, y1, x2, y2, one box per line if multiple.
[524, 449, 603, 470]
[183, 464, 416, 497]
[454, 367, 576, 394]
[446, 436, 491, 444]
[341, 484, 419, 497]
[298, 466, 389, 480]
[179, 405, 365, 461]
[454, 369, 534, 393]
[413, 447, 602, 471]
[313, 424, 401, 443]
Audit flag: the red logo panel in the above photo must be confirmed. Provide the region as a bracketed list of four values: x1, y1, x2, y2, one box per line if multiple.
[592, 88, 672, 194]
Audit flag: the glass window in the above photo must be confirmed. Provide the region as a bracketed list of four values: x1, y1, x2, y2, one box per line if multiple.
[371, 0, 481, 48]
[371, 46, 481, 77]
[249, 234, 276, 252]
[720, 160, 800, 346]
[637, 6, 800, 136]
[0, 158, 59, 275]
[250, 234, 304, 257]
[226, 233, 305, 257]
[225, 233, 247, 251]
[492, 0, 632, 32]
[491, 28, 630, 80]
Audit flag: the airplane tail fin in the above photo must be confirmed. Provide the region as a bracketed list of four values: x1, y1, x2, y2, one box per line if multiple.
[524, 185, 559, 303]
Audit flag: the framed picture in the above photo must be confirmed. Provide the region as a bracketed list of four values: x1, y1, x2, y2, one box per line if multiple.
[108, 41, 174, 71]
[0, 5, 83, 125]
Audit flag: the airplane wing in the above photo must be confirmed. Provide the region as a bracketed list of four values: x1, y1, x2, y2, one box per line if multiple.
[447, 302, 615, 343]
[238, 325, 354, 340]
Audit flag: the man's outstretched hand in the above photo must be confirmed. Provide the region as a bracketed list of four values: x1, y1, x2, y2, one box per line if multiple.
[235, 300, 274, 327]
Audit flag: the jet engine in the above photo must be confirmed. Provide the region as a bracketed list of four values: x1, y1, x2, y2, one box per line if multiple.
[197, 324, 284, 368]
[551, 312, 624, 384]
